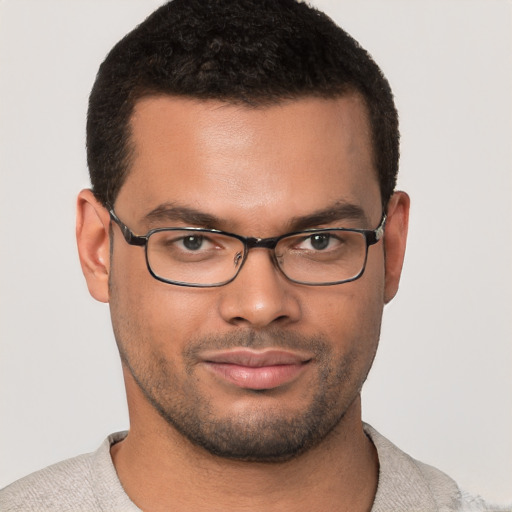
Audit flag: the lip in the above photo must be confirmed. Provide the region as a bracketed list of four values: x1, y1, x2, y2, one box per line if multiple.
[201, 349, 312, 390]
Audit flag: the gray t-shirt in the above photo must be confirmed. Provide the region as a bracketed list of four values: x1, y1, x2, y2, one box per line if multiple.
[0, 424, 508, 511]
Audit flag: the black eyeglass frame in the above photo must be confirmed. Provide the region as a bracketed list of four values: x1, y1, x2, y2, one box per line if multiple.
[108, 207, 386, 287]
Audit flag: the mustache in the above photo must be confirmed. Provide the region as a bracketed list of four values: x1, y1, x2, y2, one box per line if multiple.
[183, 328, 331, 360]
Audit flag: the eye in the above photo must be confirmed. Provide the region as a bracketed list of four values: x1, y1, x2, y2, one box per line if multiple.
[309, 233, 331, 251]
[156, 232, 218, 253]
[149, 230, 234, 266]
[297, 232, 340, 251]
[182, 235, 206, 251]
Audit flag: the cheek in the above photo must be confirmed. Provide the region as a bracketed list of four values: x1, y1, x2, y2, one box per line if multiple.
[301, 260, 385, 358]
[109, 248, 218, 353]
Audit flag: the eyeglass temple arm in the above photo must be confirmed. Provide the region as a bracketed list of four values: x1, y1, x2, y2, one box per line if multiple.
[108, 208, 147, 247]
[366, 214, 387, 246]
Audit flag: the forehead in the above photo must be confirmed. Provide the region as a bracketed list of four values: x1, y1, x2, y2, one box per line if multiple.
[116, 94, 381, 232]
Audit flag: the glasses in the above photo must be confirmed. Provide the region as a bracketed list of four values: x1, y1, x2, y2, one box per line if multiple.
[108, 208, 386, 287]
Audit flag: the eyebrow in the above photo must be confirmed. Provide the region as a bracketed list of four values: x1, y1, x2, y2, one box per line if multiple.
[286, 201, 369, 231]
[144, 204, 222, 229]
[143, 200, 369, 232]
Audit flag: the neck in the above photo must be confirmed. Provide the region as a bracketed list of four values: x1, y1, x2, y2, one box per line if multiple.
[112, 391, 378, 512]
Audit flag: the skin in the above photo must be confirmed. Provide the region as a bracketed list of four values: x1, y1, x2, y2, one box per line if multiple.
[76, 93, 409, 512]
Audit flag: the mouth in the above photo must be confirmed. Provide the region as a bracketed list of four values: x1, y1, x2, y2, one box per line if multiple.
[200, 349, 312, 390]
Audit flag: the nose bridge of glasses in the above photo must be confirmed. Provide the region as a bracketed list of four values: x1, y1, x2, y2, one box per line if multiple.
[239, 236, 283, 277]
[244, 236, 280, 250]
[236, 236, 283, 284]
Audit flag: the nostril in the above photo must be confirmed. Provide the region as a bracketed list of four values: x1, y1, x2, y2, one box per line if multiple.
[229, 316, 249, 327]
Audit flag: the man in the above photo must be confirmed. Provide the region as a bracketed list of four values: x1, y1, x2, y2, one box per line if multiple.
[0, 1, 508, 511]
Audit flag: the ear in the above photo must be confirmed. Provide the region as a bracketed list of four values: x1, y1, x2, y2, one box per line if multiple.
[383, 191, 410, 304]
[76, 189, 111, 303]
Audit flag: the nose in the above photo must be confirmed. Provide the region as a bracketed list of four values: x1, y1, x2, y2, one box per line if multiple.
[218, 248, 301, 329]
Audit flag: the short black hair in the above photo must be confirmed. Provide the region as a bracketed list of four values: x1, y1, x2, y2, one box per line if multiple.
[87, 0, 399, 208]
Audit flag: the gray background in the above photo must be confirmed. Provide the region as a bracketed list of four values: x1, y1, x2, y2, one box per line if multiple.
[1, 0, 511, 504]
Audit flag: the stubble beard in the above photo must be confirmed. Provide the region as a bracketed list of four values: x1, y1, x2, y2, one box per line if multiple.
[115, 327, 376, 463]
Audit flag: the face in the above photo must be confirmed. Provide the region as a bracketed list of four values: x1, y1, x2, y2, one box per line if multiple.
[78, 94, 409, 461]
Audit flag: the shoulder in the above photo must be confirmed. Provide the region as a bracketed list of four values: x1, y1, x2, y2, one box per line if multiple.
[0, 432, 138, 512]
[364, 423, 510, 512]
[0, 451, 97, 512]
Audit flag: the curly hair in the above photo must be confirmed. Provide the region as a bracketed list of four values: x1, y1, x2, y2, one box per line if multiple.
[87, 0, 399, 207]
